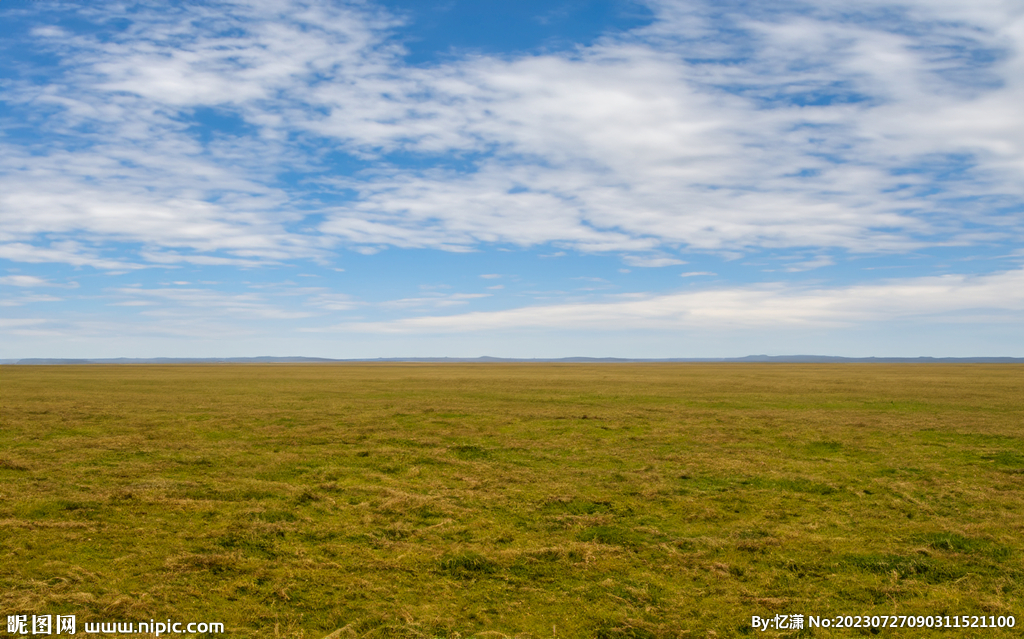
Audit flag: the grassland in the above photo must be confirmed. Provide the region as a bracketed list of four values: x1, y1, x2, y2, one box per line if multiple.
[1, 364, 1022, 638]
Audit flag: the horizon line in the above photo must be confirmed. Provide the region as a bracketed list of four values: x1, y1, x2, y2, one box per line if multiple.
[4, 355, 1024, 365]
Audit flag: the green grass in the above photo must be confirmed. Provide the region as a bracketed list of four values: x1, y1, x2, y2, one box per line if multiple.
[1, 363, 1022, 638]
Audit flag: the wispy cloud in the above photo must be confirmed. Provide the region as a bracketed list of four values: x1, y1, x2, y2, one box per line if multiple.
[3, 0, 1021, 269]
[379, 292, 491, 310]
[307, 292, 359, 312]
[332, 268, 1024, 333]
[624, 255, 688, 268]
[0, 318, 49, 329]
[0, 242, 142, 271]
[785, 256, 835, 272]
[0, 294, 63, 307]
[0, 275, 54, 287]
[113, 287, 312, 319]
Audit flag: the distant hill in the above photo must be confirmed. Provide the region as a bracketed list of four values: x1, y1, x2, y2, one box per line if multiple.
[3, 357, 337, 365]
[3, 355, 1023, 364]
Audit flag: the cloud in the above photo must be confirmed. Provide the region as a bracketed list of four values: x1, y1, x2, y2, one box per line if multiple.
[306, 0, 1024, 256]
[0, 294, 63, 307]
[331, 268, 1024, 333]
[1, 0, 384, 268]
[1, 0, 1021, 270]
[307, 292, 359, 311]
[0, 242, 143, 271]
[624, 255, 687, 268]
[0, 318, 49, 329]
[784, 256, 835, 272]
[113, 287, 313, 319]
[378, 292, 491, 310]
[0, 275, 53, 287]
[140, 251, 268, 267]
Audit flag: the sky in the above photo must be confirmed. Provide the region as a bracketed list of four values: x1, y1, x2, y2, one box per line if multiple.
[1, 0, 1023, 359]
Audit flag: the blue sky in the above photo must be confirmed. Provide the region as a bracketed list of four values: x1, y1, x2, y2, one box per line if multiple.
[2, 0, 1023, 358]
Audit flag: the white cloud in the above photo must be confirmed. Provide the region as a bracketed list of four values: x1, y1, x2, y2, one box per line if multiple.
[0, 275, 52, 287]
[307, 292, 358, 311]
[0, 318, 48, 329]
[114, 287, 313, 319]
[378, 292, 491, 310]
[0, 242, 142, 271]
[0, 294, 63, 306]
[331, 268, 1024, 333]
[0, 0, 382, 268]
[624, 255, 687, 268]
[2, 0, 1021, 270]
[784, 256, 835, 272]
[141, 251, 268, 267]
[301, 1, 1023, 256]
[110, 300, 157, 307]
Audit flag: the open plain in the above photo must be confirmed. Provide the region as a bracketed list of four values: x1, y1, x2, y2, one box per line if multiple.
[1, 364, 1022, 638]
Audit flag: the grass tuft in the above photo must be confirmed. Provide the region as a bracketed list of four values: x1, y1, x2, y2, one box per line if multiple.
[438, 551, 497, 577]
